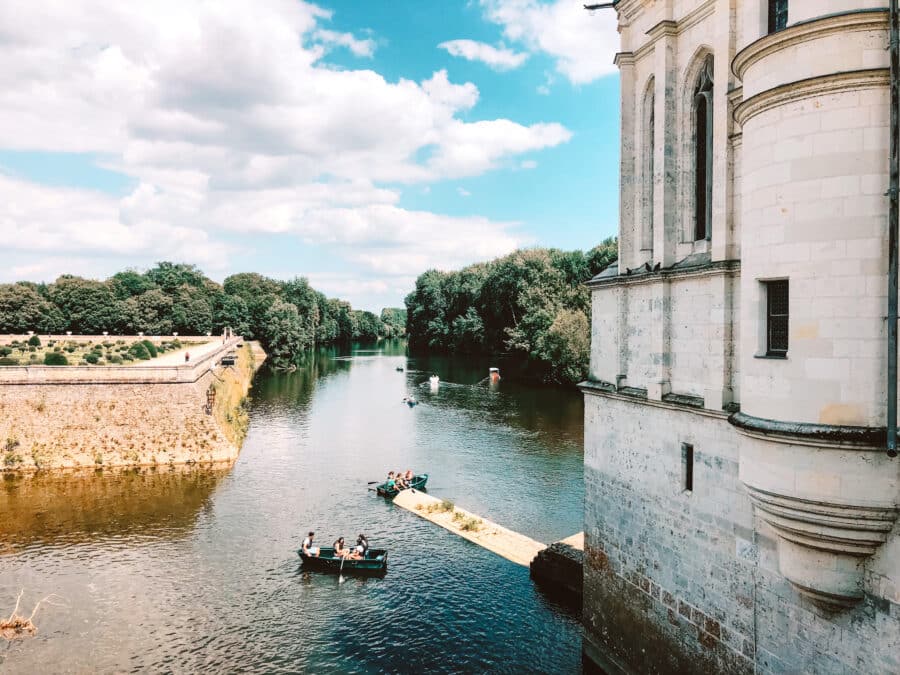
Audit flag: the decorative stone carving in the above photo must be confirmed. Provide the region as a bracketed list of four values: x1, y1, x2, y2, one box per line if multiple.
[732, 412, 900, 609]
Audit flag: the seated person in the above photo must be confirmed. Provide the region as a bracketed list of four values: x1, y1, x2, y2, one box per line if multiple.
[385, 471, 396, 489]
[356, 534, 369, 557]
[394, 471, 407, 489]
[333, 537, 350, 558]
[301, 531, 319, 557]
[404, 469, 414, 482]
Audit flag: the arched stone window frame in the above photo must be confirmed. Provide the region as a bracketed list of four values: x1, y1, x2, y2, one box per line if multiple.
[679, 49, 715, 247]
[640, 76, 655, 253]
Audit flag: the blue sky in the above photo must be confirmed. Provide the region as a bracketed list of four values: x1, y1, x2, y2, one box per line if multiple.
[0, 0, 620, 311]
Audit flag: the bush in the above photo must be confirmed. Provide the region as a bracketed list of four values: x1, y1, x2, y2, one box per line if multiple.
[65, 345, 77, 353]
[128, 342, 151, 360]
[141, 339, 158, 358]
[28, 346, 36, 352]
[84, 353, 100, 364]
[109, 355, 123, 364]
[28, 335, 41, 347]
[44, 352, 68, 366]
[0, 347, 11, 357]
[0, 357, 19, 366]
[121, 354, 134, 362]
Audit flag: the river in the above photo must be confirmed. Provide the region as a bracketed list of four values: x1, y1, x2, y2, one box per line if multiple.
[0, 340, 585, 674]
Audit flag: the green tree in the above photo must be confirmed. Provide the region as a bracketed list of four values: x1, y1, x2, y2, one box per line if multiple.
[262, 299, 307, 368]
[47, 276, 124, 334]
[109, 270, 156, 300]
[123, 289, 174, 335]
[0, 284, 64, 333]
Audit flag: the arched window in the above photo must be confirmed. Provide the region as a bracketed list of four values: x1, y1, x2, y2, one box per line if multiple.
[641, 79, 655, 251]
[693, 57, 713, 241]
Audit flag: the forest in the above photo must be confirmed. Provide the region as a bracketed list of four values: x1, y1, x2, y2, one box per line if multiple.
[0, 263, 406, 369]
[404, 238, 617, 385]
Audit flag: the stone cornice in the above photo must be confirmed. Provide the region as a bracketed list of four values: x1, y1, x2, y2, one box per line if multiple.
[614, 51, 635, 68]
[732, 9, 889, 82]
[586, 259, 740, 289]
[631, 0, 715, 62]
[729, 411, 885, 449]
[579, 380, 730, 420]
[733, 69, 889, 126]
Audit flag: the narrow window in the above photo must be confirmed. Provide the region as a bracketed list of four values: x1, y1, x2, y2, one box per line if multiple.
[641, 83, 655, 250]
[765, 280, 789, 356]
[768, 0, 788, 34]
[681, 443, 694, 493]
[693, 58, 714, 241]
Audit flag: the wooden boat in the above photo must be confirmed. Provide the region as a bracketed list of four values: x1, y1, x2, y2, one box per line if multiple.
[375, 473, 428, 498]
[298, 547, 388, 576]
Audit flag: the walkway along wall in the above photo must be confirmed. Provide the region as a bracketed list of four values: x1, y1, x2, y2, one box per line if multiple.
[0, 339, 265, 471]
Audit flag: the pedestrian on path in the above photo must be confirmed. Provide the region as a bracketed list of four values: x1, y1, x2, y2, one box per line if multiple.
[185, 351, 190, 363]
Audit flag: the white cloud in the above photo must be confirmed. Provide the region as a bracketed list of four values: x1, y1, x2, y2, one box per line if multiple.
[438, 39, 528, 70]
[480, 0, 619, 84]
[457, 187, 472, 197]
[313, 29, 376, 58]
[520, 159, 537, 169]
[0, 0, 571, 307]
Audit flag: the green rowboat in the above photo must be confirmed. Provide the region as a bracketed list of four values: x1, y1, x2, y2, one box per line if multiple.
[298, 547, 388, 576]
[375, 473, 428, 498]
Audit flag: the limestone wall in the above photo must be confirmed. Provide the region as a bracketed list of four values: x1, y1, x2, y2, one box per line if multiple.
[0, 342, 265, 471]
[584, 392, 900, 674]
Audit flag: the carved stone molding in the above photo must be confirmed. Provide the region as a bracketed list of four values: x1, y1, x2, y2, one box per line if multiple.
[732, 412, 899, 610]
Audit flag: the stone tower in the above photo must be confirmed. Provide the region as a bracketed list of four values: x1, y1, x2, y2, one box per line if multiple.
[583, 1, 900, 672]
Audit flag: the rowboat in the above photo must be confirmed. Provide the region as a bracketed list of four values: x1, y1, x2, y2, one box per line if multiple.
[298, 547, 388, 576]
[375, 473, 428, 498]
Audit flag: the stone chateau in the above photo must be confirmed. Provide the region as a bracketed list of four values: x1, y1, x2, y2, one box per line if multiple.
[582, 1, 900, 672]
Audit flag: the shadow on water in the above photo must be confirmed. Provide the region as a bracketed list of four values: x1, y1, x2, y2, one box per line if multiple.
[0, 339, 584, 674]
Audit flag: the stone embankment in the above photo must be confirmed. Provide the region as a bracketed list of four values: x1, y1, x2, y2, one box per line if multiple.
[530, 532, 584, 598]
[0, 338, 265, 471]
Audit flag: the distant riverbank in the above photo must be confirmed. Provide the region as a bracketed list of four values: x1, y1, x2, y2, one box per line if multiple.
[0, 341, 265, 472]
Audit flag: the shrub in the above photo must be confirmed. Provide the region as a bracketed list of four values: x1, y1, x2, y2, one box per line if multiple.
[43, 352, 68, 366]
[141, 339, 158, 358]
[0, 347, 11, 357]
[121, 354, 134, 362]
[0, 357, 19, 366]
[109, 355, 123, 364]
[128, 342, 151, 360]
[102, 341, 113, 348]
[27, 335, 41, 347]
[28, 346, 36, 352]
[84, 353, 100, 364]
[65, 345, 77, 353]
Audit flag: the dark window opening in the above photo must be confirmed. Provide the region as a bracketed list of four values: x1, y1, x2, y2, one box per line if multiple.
[766, 280, 789, 356]
[693, 58, 713, 241]
[682, 443, 694, 493]
[768, 0, 788, 34]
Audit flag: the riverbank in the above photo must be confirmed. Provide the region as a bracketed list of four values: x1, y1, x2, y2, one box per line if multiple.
[0, 340, 265, 471]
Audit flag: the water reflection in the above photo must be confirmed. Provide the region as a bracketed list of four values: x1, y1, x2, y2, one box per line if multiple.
[0, 465, 230, 549]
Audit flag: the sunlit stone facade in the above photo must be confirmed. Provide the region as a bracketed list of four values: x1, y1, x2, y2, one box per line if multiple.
[583, 1, 900, 672]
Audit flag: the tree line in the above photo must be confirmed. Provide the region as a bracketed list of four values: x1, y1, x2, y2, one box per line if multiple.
[0, 263, 406, 369]
[404, 238, 617, 385]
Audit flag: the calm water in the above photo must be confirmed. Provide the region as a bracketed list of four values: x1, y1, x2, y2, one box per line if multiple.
[0, 341, 585, 674]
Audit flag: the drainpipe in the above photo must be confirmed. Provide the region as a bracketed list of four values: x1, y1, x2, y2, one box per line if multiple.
[888, 0, 899, 458]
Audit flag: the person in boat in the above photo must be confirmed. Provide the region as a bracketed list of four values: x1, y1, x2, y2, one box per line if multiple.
[385, 471, 396, 490]
[333, 536, 351, 558]
[404, 469, 414, 483]
[394, 470, 407, 489]
[301, 531, 319, 557]
[347, 533, 368, 560]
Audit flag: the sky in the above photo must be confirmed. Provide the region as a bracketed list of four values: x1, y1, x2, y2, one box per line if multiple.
[0, 0, 621, 311]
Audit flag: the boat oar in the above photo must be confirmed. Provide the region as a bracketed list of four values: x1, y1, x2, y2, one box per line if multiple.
[338, 553, 346, 584]
[366, 481, 379, 484]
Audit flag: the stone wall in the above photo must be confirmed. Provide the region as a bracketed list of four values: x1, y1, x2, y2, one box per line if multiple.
[584, 392, 900, 674]
[0, 342, 265, 471]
